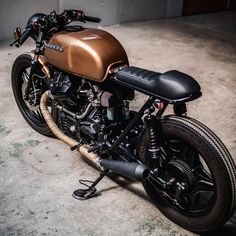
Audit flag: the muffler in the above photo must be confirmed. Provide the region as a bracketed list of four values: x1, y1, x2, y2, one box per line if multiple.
[100, 159, 150, 181]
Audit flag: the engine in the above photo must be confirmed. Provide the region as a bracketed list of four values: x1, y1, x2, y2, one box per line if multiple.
[50, 68, 137, 151]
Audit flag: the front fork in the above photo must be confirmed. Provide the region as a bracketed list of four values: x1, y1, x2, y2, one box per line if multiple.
[24, 31, 44, 99]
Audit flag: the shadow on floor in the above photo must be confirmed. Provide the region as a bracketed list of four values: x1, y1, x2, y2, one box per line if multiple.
[81, 158, 236, 234]
[106, 171, 150, 202]
[202, 216, 236, 235]
[106, 172, 236, 235]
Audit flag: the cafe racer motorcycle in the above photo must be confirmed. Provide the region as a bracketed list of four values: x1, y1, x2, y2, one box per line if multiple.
[10, 9, 236, 233]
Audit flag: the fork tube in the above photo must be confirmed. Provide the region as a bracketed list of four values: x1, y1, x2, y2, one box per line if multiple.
[24, 30, 44, 98]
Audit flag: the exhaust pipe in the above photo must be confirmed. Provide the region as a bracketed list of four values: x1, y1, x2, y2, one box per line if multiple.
[100, 159, 150, 181]
[40, 91, 101, 168]
[40, 91, 149, 181]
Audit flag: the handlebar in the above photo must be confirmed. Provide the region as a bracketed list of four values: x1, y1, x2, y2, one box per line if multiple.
[10, 9, 101, 47]
[18, 27, 31, 45]
[84, 15, 101, 23]
[9, 26, 31, 47]
[61, 10, 101, 24]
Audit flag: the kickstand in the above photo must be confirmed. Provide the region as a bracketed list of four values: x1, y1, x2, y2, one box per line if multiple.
[72, 169, 109, 200]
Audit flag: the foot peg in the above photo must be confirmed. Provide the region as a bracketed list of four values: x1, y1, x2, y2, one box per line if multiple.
[70, 139, 83, 151]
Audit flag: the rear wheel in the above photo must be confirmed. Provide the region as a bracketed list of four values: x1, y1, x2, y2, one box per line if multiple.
[138, 115, 236, 233]
[11, 54, 56, 137]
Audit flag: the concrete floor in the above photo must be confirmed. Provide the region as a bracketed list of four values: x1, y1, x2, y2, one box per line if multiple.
[1, 10, 236, 236]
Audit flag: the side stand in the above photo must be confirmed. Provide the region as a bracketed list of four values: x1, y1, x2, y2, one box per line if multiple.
[72, 169, 109, 200]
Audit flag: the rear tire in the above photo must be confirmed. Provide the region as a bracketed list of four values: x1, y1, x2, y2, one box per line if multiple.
[138, 115, 236, 233]
[11, 54, 55, 137]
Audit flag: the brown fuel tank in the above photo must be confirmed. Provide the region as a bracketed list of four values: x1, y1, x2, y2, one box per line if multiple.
[44, 28, 129, 82]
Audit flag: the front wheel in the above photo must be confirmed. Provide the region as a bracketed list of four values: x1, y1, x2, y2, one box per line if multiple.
[11, 54, 55, 137]
[138, 115, 236, 233]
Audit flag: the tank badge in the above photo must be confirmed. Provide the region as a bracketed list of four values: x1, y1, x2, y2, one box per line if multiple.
[45, 43, 63, 52]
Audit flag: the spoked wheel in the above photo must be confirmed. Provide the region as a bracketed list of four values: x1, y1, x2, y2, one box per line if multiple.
[11, 54, 56, 136]
[138, 115, 236, 233]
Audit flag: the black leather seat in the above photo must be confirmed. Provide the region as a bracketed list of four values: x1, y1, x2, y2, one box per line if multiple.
[113, 66, 201, 103]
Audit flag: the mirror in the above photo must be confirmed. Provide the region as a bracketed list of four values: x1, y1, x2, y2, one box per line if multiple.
[14, 27, 21, 40]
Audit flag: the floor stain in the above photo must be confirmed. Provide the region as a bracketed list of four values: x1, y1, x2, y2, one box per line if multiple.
[9, 143, 23, 158]
[135, 218, 171, 235]
[0, 124, 11, 137]
[9, 140, 40, 158]
[135, 218, 191, 236]
[24, 140, 40, 147]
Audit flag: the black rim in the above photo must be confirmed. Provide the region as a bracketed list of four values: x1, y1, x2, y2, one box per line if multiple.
[147, 137, 216, 215]
[16, 66, 50, 127]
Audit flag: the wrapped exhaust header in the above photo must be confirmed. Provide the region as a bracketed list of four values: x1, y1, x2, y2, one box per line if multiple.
[40, 90, 100, 167]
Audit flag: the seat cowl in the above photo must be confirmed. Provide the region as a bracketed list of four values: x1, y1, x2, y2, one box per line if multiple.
[113, 66, 201, 103]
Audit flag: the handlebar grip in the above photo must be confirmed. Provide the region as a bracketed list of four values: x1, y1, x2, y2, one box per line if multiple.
[19, 28, 31, 45]
[84, 15, 101, 23]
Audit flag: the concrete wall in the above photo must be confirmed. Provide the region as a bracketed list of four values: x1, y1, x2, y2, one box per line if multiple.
[118, 0, 167, 23]
[58, 0, 119, 26]
[0, 0, 59, 42]
[167, 0, 184, 17]
[59, 0, 184, 25]
[0, 0, 183, 41]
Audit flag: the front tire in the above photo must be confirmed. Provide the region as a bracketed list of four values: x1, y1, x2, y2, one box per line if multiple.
[138, 115, 236, 233]
[11, 54, 55, 137]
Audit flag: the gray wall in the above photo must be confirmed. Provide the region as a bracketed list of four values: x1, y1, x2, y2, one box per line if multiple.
[167, 0, 183, 17]
[59, 0, 119, 26]
[59, 0, 183, 25]
[0, 0, 183, 41]
[0, 0, 59, 42]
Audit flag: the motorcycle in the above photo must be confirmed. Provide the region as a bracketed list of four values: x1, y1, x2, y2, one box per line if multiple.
[10, 9, 236, 233]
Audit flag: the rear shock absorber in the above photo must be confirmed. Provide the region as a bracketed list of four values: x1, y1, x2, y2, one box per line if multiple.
[144, 114, 162, 168]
